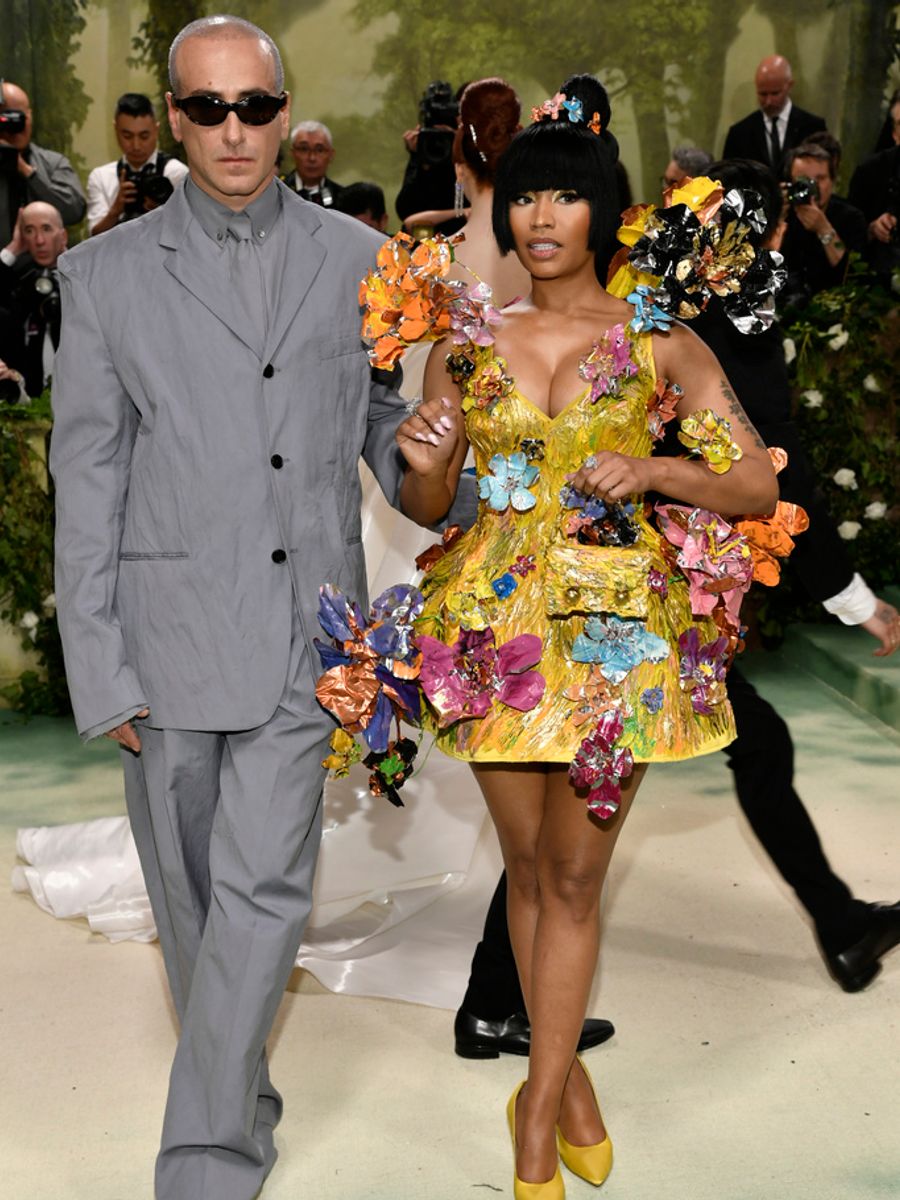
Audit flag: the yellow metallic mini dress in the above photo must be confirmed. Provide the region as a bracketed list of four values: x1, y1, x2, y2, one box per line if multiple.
[414, 328, 737, 767]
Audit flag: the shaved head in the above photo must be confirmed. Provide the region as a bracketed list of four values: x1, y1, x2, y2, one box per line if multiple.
[755, 55, 794, 118]
[21, 201, 64, 228]
[168, 14, 284, 95]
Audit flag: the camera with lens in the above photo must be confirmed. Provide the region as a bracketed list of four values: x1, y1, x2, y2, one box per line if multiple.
[118, 157, 175, 220]
[0, 373, 23, 403]
[416, 81, 458, 169]
[31, 268, 61, 323]
[786, 175, 819, 206]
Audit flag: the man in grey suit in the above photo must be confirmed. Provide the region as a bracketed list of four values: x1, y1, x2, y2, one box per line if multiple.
[50, 15, 426, 1199]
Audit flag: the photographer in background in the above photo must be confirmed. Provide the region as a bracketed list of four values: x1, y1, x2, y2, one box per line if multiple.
[0, 200, 66, 401]
[395, 80, 463, 235]
[87, 93, 188, 235]
[848, 100, 900, 280]
[333, 180, 388, 231]
[0, 79, 86, 245]
[779, 141, 866, 305]
[281, 120, 344, 206]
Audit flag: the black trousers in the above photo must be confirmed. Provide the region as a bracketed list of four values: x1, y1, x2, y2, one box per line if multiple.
[461, 666, 868, 1018]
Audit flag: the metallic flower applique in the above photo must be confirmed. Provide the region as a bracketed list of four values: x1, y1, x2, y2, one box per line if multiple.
[449, 281, 502, 347]
[578, 324, 639, 402]
[568, 707, 634, 820]
[571, 614, 669, 684]
[364, 737, 418, 807]
[321, 729, 362, 778]
[445, 577, 497, 631]
[464, 359, 515, 414]
[627, 284, 675, 334]
[564, 664, 616, 728]
[677, 627, 729, 714]
[646, 376, 683, 442]
[560, 481, 640, 547]
[417, 628, 546, 727]
[677, 408, 743, 473]
[478, 451, 540, 512]
[314, 584, 424, 753]
[655, 504, 753, 631]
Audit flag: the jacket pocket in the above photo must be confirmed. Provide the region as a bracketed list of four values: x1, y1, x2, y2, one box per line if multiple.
[544, 543, 651, 619]
[318, 334, 364, 360]
[119, 551, 190, 560]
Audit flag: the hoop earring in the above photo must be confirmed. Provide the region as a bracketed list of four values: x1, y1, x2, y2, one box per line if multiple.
[454, 179, 465, 217]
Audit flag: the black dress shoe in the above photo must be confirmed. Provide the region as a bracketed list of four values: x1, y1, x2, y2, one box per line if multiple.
[825, 901, 900, 992]
[454, 1008, 615, 1059]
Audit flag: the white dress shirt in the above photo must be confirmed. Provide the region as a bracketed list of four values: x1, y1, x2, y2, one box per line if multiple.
[86, 152, 189, 232]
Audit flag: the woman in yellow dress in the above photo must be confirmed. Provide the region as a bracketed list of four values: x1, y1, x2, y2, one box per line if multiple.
[385, 89, 778, 1198]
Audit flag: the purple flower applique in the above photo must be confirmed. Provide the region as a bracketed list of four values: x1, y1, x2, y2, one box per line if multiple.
[578, 324, 639, 402]
[417, 628, 546, 727]
[568, 707, 634, 819]
[647, 568, 669, 598]
[640, 687, 664, 714]
[677, 627, 729, 715]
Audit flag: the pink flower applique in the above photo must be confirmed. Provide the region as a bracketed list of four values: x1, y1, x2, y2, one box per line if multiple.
[578, 324, 639, 403]
[568, 707, 634, 819]
[417, 627, 545, 727]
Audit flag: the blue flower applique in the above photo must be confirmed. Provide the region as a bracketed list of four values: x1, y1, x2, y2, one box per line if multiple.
[478, 451, 540, 513]
[571, 615, 669, 685]
[627, 284, 675, 334]
[640, 686, 664, 714]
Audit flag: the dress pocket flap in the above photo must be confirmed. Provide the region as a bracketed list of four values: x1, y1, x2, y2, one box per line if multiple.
[544, 543, 651, 618]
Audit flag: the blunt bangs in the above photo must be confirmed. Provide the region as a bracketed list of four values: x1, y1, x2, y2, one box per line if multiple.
[492, 121, 620, 257]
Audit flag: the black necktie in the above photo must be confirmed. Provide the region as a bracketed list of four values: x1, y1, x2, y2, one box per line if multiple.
[768, 117, 782, 172]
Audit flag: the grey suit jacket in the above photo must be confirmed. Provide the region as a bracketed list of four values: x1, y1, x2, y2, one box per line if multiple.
[50, 179, 408, 738]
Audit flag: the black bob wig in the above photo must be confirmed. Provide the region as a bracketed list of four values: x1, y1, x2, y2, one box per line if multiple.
[491, 118, 621, 263]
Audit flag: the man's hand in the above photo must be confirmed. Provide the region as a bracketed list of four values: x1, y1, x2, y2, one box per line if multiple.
[793, 201, 828, 235]
[105, 708, 150, 752]
[869, 212, 897, 244]
[860, 599, 900, 657]
[111, 176, 138, 219]
[396, 396, 460, 475]
[3, 208, 26, 258]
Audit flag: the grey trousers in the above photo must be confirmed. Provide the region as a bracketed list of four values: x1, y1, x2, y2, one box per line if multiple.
[121, 634, 332, 1200]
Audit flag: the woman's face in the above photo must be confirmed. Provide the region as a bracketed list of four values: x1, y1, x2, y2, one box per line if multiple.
[508, 188, 593, 278]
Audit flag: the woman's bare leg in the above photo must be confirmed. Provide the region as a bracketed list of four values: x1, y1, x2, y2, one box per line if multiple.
[473, 761, 647, 1184]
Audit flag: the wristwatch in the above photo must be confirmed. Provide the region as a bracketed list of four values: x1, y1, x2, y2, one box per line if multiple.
[818, 230, 836, 246]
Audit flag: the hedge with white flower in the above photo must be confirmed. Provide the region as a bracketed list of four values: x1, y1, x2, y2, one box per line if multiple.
[755, 258, 898, 641]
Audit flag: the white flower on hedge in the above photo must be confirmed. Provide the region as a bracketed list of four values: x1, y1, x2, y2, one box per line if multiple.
[42, 592, 56, 614]
[837, 520, 861, 540]
[19, 611, 39, 642]
[863, 374, 881, 393]
[832, 468, 857, 490]
[783, 337, 796, 363]
[864, 501, 887, 520]
[802, 389, 824, 408]
[826, 323, 849, 350]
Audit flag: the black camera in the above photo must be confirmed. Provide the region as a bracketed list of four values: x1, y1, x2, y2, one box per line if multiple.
[786, 175, 819, 206]
[31, 268, 61, 322]
[0, 107, 27, 136]
[416, 81, 458, 169]
[0, 373, 22, 403]
[118, 157, 174, 220]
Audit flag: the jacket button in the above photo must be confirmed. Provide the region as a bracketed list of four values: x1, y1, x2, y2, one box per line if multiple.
[271, 549, 287, 563]
[270, 454, 284, 469]
[263, 363, 274, 379]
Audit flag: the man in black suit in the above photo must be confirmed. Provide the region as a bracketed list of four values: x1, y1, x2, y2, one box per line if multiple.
[453, 157, 900, 1061]
[847, 103, 900, 279]
[0, 200, 65, 399]
[280, 119, 345, 208]
[722, 55, 826, 172]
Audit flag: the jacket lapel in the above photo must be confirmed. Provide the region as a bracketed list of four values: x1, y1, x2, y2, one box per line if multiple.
[264, 181, 327, 362]
[159, 184, 261, 356]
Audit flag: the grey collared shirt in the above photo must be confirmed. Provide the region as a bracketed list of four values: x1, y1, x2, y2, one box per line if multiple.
[185, 175, 286, 351]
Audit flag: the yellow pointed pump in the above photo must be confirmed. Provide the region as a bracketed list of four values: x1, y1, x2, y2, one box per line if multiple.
[507, 1082, 566, 1200]
[556, 1059, 613, 1186]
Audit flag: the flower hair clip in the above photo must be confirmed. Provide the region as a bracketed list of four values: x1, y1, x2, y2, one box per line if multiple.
[531, 92, 603, 135]
[531, 92, 566, 122]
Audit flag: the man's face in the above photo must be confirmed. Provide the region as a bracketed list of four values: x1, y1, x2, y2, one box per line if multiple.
[662, 159, 683, 191]
[166, 33, 289, 210]
[891, 102, 900, 147]
[0, 82, 33, 152]
[21, 204, 67, 266]
[115, 113, 159, 168]
[791, 156, 832, 209]
[291, 132, 333, 187]
[352, 209, 387, 232]
[755, 68, 792, 119]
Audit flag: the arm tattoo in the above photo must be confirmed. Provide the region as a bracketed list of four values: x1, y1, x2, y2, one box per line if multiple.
[719, 381, 766, 450]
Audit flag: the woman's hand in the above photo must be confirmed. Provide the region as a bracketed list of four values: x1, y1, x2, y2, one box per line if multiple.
[396, 396, 461, 477]
[567, 451, 658, 502]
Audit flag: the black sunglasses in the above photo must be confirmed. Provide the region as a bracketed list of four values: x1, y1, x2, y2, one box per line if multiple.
[173, 93, 287, 127]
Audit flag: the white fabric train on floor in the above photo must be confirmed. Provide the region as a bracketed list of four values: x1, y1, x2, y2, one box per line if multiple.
[13, 444, 495, 1009]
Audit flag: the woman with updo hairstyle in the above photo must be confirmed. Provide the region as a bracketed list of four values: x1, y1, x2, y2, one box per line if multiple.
[449, 77, 531, 306]
[395, 76, 777, 1198]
